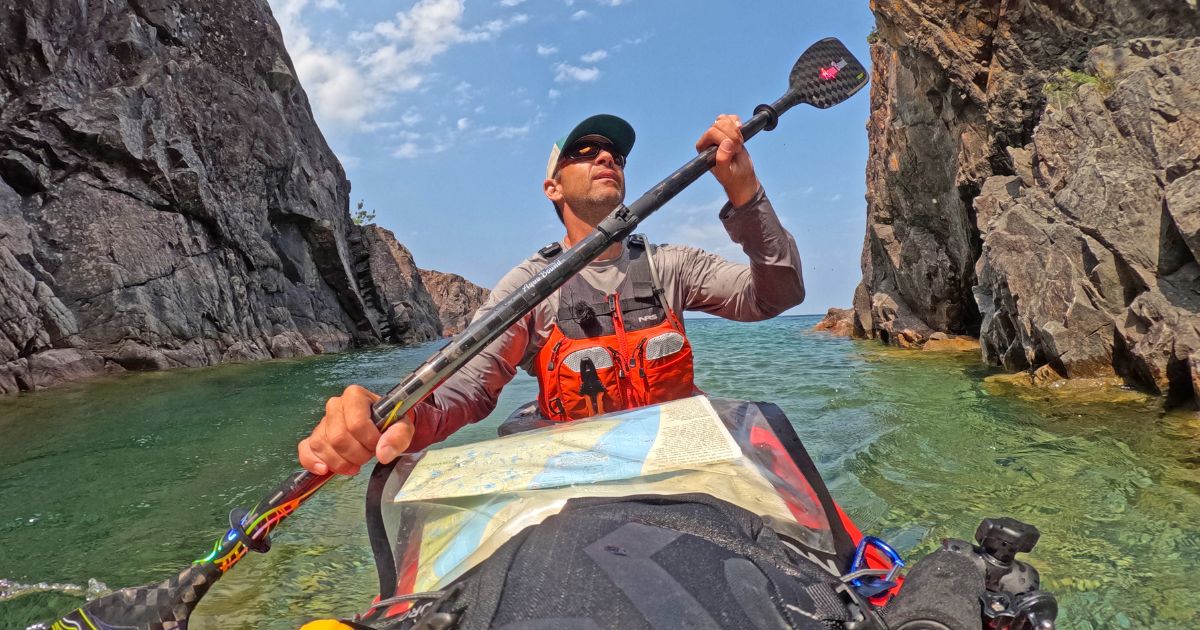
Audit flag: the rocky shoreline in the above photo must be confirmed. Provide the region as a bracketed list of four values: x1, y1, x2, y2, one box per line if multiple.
[0, 0, 486, 395]
[854, 1, 1200, 408]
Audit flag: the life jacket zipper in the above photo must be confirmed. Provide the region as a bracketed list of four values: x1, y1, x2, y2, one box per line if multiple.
[609, 292, 636, 406]
[545, 339, 563, 371]
[632, 338, 647, 379]
[610, 292, 631, 366]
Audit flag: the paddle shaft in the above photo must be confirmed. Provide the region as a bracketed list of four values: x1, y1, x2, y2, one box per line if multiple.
[52, 36, 872, 629]
[176, 36, 881, 581]
[201, 99, 793, 577]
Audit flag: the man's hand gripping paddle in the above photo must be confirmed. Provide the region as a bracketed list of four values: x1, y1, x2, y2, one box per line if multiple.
[50, 37, 867, 629]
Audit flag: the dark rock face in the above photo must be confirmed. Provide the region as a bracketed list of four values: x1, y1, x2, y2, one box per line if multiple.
[0, 0, 444, 393]
[418, 270, 489, 336]
[354, 226, 442, 345]
[975, 39, 1200, 403]
[860, 0, 1200, 405]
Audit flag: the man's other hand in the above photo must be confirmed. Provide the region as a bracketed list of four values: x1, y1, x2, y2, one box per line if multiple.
[696, 114, 760, 207]
[298, 384, 415, 476]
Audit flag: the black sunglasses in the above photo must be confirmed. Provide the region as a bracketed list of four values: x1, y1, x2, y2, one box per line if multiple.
[559, 139, 626, 170]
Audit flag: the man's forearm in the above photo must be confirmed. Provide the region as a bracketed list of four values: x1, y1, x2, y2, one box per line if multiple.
[718, 188, 806, 315]
[403, 332, 521, 452]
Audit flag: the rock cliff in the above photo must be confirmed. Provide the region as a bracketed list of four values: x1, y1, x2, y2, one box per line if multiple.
[355, 226, 442, 345]
[0, 0, 443, 393]
[859, 0, 1200, 406]
[418, 269, 490, 336]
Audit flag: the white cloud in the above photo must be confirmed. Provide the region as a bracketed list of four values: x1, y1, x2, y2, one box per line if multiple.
[401, 109, 424, 126]
[612, 34, 650, 52]
[393, 142, 420, 159]
[268, 0, 534, 160]
[358, 120, 406, 132]
[357, 4, 527, 90]
[596, 0, 628, 6]
[267, 0, 377, 125]
[570, 10, 590, 20]
[830, 193, 843, 202]
[476, 124, 530, 139]
[452, 81, 475, 105]
[391, 136, 453, 159]
[536, 44, 558, 56]
[466, 14, 528, 42]
[279, 0, 528, 127]
[580, 49, 607, 63]
[554, 62, 600, 82]
[548, 88, 561, 99]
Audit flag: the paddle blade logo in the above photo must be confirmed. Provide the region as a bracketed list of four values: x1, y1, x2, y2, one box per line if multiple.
[819, 59, 847, 81]
[788, 37, 868, 108]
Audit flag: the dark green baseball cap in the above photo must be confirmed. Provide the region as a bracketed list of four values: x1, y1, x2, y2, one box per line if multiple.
[545, 114, 636, 179]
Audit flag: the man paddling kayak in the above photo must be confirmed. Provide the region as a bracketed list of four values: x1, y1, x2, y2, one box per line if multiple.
[298, 113, 805, 476]
[50, 40, 893, 630]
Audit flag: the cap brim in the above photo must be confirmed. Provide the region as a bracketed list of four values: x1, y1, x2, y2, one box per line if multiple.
[561, 114, 636, 160]
[546, 114, 636, 180]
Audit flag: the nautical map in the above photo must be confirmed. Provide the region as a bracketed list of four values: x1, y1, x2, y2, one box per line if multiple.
[394, 395, 741, 502]
[390, 396, 799, 592]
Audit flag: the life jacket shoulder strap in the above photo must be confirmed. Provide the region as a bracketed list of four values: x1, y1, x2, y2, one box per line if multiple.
[635, 234, 666, 301]
[624, 235, 659, 304]
[553, 235, 662, 323]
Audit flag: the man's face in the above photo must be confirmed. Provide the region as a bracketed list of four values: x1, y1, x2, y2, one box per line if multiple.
[551, 135, 626, 214]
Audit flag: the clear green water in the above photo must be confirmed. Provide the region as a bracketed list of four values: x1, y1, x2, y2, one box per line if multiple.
[1, 316, 1196, 629]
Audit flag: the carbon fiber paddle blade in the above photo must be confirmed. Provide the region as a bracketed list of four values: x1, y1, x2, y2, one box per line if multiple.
[50, 564, 217, 630]
[789, 37, 868, 108]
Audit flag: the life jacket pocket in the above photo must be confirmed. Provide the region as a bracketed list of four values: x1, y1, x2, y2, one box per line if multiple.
[637, 331, 695, 404]
[553, 345, 624, 419]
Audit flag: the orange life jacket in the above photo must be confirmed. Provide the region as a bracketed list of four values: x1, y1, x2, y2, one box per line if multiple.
[534, 236, 696, 421]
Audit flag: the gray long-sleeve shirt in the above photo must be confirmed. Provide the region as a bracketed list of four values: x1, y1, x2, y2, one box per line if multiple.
[405, 187, 804, 451]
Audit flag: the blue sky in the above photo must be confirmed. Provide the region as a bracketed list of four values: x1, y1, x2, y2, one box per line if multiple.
[266, 0, 875, 315]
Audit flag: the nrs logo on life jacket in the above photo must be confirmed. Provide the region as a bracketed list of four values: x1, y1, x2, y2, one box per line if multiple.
[534, 236, 697, 421]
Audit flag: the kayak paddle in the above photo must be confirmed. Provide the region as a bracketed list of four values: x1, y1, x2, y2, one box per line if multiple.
[49, 37, 867, 629]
